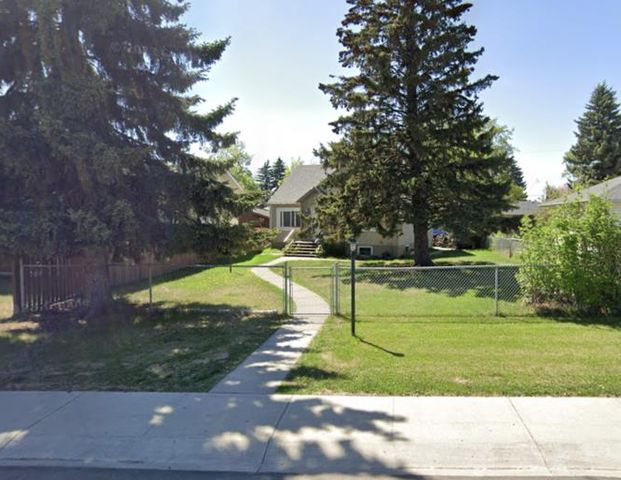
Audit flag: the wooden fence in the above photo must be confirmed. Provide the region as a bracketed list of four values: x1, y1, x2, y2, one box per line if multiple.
[13, 252, 200, 314]
[487, 236, 523, 258]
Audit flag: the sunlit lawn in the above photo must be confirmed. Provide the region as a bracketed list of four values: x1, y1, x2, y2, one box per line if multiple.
[277, 249, 621, 396]
[117, 264, 283, 312]
[278, 249, 529, 317]
[279, 315, 621, 396]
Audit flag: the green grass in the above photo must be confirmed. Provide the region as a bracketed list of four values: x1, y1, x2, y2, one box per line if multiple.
[277, 249, 529, 317]
[233, 247, 282, 266]
[0, 307, 284, 391]
[117, 264, 283, 312]
[0, 275, 12, 320]
[0, 249, 287, 391]
[279, 315, 621, 396]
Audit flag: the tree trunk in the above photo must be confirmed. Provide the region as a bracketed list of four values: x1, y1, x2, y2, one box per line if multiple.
[83, 248, 114, 320]
[413, 221, 433, 266]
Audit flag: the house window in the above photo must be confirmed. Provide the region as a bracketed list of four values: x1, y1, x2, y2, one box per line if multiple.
[280, 210, 301, 228]
[358, 246, 373, 257]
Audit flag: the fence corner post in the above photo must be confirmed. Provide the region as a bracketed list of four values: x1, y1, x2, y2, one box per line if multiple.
[494, 266, 499, 316]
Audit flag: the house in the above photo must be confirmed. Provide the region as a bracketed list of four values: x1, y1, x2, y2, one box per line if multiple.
[267, 164, 425, 257]
[219, 170, 270, 228]
[540, 175, 621, 220]
[498, 200, 540, 233]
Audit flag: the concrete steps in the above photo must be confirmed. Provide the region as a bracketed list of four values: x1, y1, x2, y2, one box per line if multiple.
[284, 240, 319, 257]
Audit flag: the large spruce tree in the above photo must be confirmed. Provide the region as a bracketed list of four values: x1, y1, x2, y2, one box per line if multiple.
[256, 160, 273, 192]
[0, 0, 243, 316]
[564, 82, 621, 186]
[270, 157, 287, 190]
[317, 0, 512, 265]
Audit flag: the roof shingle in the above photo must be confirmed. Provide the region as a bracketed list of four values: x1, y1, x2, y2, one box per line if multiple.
[267, 165, 327, 205]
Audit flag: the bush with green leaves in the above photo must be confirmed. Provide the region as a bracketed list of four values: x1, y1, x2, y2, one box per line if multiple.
[518, 196, 621, 313]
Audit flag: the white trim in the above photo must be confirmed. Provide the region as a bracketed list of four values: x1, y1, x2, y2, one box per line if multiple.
[276, 207, 301, 229]
[357, 246, 373, 257]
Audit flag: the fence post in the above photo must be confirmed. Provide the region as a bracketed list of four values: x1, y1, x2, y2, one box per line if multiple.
[494, 266, 499, 316]
[350, 252, 356, 336]
[288, 264, 293, 315]
[148, 263, 153, 309]
[19, 257, 25, 313]
[282, 264, 288, 315]
[334, 263, 340, 316]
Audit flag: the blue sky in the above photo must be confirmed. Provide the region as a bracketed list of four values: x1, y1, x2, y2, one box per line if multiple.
[185, 0, 621, 199]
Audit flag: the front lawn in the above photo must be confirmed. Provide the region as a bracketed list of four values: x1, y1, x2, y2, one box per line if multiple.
[0, 308, 284, 391]
[280, 315, 621, 396]
[117, 264, 283, 312]
[279, 249, 529, 317]
[0, 249, 286, 391]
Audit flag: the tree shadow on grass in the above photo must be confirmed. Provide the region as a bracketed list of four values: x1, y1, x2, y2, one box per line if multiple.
[352, 266, 517, 300]
[0, 299, 287, 392]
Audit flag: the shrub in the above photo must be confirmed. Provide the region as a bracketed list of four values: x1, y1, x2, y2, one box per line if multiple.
[518, 196, 621, 314]
[320, 239, 349, 258]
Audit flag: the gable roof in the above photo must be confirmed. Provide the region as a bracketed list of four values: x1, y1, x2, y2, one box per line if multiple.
[503, 200, 540, 217]
[541, 175, 621, 206]
[267, 164, 327, 205]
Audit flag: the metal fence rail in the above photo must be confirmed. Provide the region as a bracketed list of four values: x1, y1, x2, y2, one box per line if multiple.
[18, 263, 287, 315]
[347, 264, 528, 318]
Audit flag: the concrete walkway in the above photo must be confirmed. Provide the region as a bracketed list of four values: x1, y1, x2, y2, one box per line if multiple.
[211, 257, 329, 395]
[0, 391, 620, 476]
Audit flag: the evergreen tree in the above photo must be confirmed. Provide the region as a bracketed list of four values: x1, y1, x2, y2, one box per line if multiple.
[564, 82, 621, 186]
[270, 157, 287, 190]
[256, 160, 273, 192]
[0, 0, 243, 316]
[316, 0, 511, 265]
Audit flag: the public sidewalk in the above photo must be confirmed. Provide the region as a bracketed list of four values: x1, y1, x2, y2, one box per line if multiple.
[211, 257, 329, 395]
[0, 391, 620, 476]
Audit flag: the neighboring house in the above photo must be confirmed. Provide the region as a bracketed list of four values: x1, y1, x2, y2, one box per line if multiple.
[540, 175, 621, 221]
[503, 200, 540, 218]
[218, 171, 270, 228]
[239, 208, 270, 228]
[498, 200, 540, 233]
[267, 164, 425, 257]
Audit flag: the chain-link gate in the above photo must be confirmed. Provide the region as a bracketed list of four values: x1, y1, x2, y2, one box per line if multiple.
[282, 263, 533, 321]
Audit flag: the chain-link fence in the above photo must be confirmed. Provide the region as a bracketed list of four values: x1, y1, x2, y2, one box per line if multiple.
[17, 263, 286, 315]
[340, 265, 531, 318]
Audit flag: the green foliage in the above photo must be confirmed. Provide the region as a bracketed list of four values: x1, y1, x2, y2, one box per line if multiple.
[212, 142, 259, 192]
[518, 196, 621, 313]
[446, 120, 524, 246]
[270, 157, 287, 190]
[0, 0, 244, 265]
[564, 82, 621, 186]
[256, 160, 273, 192]
[316, 0, 511, 266]
[542, 182, 571, 201]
